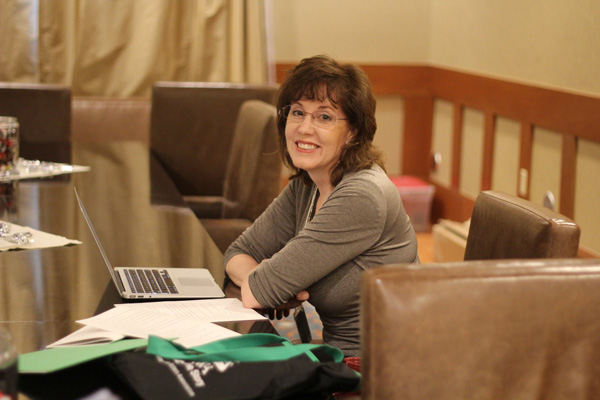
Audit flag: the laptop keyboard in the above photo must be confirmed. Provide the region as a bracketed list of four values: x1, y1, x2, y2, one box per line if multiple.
[124, 269, 179, 294]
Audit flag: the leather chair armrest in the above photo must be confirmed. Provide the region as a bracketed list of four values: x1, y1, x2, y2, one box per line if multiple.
[361, 259, 600, 399]
[200, 218, 252, 254]
[72, 97, 150, 144]
[184, 195, 226, 219]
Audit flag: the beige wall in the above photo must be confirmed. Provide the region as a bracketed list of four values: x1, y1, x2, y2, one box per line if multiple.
[271, 0, 431, 64]
[272, 0, 600, 96]
[271, 0, 600, 253]
[428, 0, 600, 97]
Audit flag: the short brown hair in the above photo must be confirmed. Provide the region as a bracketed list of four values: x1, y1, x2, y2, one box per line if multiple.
[276, 55, 384, 186]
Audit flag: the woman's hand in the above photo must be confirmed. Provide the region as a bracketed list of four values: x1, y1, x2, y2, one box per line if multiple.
[227, 255, 310, 315]
[260, 290, 310, 320]
[225, 254, 264, 308]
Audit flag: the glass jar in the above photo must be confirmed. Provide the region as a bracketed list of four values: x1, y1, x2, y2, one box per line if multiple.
[0, 117, 19, 172]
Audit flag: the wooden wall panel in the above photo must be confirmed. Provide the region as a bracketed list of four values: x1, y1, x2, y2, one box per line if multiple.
[560, 134, 577, 218]
[402, 96, 433, 178]
[451, 104, 463, 190]
[430, 68, 600, 143]
[518, 123, 534, 199]
[481, 111, 496, 191]
[276, 62, 600, 255]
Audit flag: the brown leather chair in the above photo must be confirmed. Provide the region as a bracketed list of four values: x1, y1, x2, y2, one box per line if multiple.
[197, 100, 281, 253]
[361, 258, 600, 400]
[71, 97, 150, 144]
[464, 190, 581, 260]
[0, 82, 71, 163]
[150, 82, 278, 200]
[359, 190, 585, 398]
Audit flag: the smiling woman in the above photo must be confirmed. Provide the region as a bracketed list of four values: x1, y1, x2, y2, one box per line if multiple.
[223, 55, 420, 357]
[283, 98, 353, 192]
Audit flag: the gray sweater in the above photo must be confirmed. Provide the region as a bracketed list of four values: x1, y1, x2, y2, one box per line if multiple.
[224, 164, 419, 356]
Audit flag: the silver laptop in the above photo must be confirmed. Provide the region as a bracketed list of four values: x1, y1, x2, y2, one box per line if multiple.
[74, 188, 225, 300]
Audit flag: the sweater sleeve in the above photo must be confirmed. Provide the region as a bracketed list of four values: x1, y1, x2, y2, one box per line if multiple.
[223, 181, 298, 267]
[248, 177, 387, 308]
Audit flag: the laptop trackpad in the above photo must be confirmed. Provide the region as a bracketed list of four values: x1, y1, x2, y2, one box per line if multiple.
[178, 277, 214, 287]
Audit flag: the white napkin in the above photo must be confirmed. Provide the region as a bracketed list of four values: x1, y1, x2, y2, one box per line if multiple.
[0, 221, 81, 251]
[0, 160, 90, 182]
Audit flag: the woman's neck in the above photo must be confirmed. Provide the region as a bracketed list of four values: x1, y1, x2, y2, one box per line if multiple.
[310, 175, 334, 214]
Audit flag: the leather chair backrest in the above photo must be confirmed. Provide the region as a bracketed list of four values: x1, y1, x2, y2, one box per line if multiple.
[72, 97, 150, 144]
[464, 190, 580, 260]
[0, 83, 71, 163]
[150, 82, 278, 197]
[361, 258, 600, 400]
[222, 100, 280, 220]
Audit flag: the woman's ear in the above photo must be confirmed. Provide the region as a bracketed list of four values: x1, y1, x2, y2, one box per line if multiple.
[346, 130, 357, 145]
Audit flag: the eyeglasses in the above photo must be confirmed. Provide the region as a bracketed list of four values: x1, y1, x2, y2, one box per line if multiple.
[281, 105, 348, 130]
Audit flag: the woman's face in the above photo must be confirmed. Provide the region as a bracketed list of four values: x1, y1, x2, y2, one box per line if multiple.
[284, 97, 352, 184]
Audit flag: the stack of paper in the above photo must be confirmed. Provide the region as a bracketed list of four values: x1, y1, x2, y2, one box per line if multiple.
[49, 298, 267, 349]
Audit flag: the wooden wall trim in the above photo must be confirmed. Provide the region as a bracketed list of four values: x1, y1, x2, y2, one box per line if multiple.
[276, 63, 600, 145]
[560, 134, 577, 218]
[481, 111, 496, 191]
[429, 67, 600, 143]
[275, 63, 432, 97]
[276, 62, 599, 255]
[451, 104, 463, 189]
[430, 183, 475, 224]
[402, 96, 434, 178]
[518, 123, 533, 199]
[275, 62, 600, 159]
